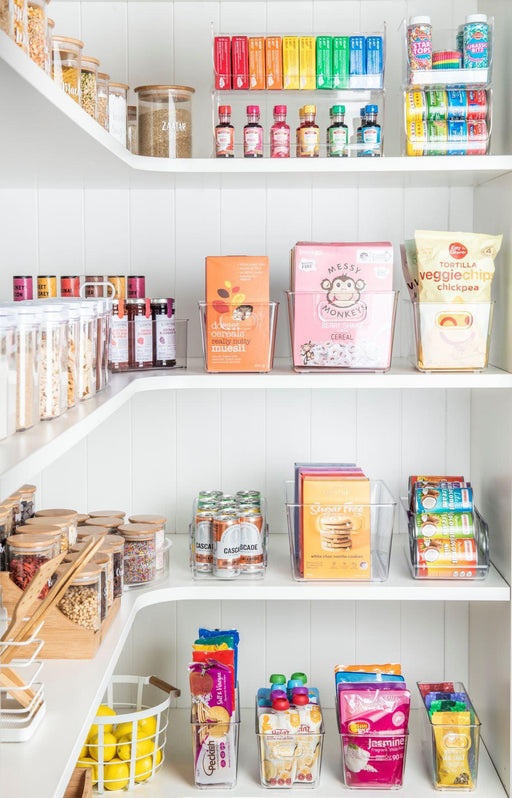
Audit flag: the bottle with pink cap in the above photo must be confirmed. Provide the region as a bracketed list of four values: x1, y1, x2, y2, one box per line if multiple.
[244, 105, 263, 158]
[270, 105, 290, 158]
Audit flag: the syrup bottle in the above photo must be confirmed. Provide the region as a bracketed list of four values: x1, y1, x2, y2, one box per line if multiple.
[244, 105, 263, 158]
[299, 105, 319, 158]
[270, 105, 290, 158]
[327, 104, 349, 157]
[215, 105, 234, 158]
[361, 104, 381, 157]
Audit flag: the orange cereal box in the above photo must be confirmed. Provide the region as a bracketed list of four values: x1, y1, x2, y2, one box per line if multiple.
[266, 37, 283, 89]
[249, 37, 265, 90]
[299, 37, 316, 90]
[283, 36, 299, 89]
[205, 256, 270, 372]
[302, 476, 371, 579]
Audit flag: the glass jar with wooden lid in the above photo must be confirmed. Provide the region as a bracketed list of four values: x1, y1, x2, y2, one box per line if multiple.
[27, 0, 48, 69]
[12, 484, 36, 522]
[108, 82, 129, 146]
[0, 506, 12, 570]
[92, 553, 111, 618]
[58, 563, 102, 631]
[35, 509, 78, 546]
[23, 517, 72, 551]
[7, 534, 56, 596]
[118, 524, 156, 586]
[85, 516, 124, 533]
[128, 514, 166, 570]
[17, 524, 63, 554]
[52, 36, 83, 103]
[10, 0, 28, 53]
[88, 510, 125, 520]
[80, 55, 100, 118]
[0, 500, 17, 536]
[45, 16, 53, 74]
[97, 72, 110, 129]
[76, 514, 90, 526]
[76, 526, 109, 543]
[135, 85, 195, 158]
[100, 536, 124, 599]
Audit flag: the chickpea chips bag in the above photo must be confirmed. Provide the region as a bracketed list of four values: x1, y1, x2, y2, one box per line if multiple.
[415, 231, 502, 303]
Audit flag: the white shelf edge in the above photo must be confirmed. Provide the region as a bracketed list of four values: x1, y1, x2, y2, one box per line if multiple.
[1, 359, 512, 494]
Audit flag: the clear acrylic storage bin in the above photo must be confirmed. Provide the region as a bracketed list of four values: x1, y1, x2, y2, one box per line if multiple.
[339, 731, 408, 789]
[199, 301, 279, 373]
[191, 687, 240, 789]
[256, 702, 324, 788]
[285, 480, 396, 581]
[417, 681, 481, 791]
[190, 497, 268, 580]
[286, 291, 398, 372]
[410, 301, 494, 371]
[402, 498, 490, 580]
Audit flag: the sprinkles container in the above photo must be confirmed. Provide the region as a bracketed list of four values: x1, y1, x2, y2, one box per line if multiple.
[119, 524, 156, 587]
[432, 50, 461, 70]
[128, 513, 166, 570]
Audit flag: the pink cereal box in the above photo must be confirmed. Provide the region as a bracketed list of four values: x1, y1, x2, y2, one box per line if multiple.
[289, 242, 395, 370]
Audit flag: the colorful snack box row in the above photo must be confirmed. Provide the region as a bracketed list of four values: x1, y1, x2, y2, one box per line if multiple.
[214, 34, 383, 91]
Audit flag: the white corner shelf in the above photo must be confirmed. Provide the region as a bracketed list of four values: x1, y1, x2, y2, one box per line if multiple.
[1, 32, 511, 188]
[0, 534, 508, 798]
[1, 358, 511, 495]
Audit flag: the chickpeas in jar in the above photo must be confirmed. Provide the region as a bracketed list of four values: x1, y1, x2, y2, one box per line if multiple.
[58, 564, 102, 631]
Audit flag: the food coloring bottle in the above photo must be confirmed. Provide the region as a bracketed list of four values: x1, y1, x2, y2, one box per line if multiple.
[327, 104, 349, 157]
[360, 104, 381, 157]
[270, 105, 290, 158]
[244, 105, 263, 158]
[215, 105, 234, 158]
[296, 107, 305, 157]
[299, 104, 319, 158]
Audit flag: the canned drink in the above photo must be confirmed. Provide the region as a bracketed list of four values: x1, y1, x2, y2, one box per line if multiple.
[239, 510, 264, 573]
[13, 276, 33, 301]
[467, 90, 487, 120]
[108, 275, 126, 299]
[198, 490, 223, 501]
[237, 502, 260, 512]
[245, 490, 261, 501]
[426, 89, 447, 121]
[127, 275, 146, 299]
[447, 120, 467, 155]
[235, 490, 252, 499]
[194, 511, 214, 573]
[220, 507, 238, 516]
[406, 120, 426, 156]
[197, 499, 219, 511]
[414, 536, 478, 578]
[415, 512, 474, 539]
[37, 275, 57, 298]
[60, 275, 81, 297]
[415, 483, 473, 514]
[213, 514, 240, 578]
[467, 120, 488, 155]
[405, 90, 427, 123]
[426, 120, 448, 155]
[446, 89, 466, 119]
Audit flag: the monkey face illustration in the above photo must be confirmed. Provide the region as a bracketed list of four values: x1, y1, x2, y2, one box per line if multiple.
[320, 276, 365, 308]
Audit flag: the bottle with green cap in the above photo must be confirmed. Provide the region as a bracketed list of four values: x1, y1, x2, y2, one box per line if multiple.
[327, 105, 349, 157]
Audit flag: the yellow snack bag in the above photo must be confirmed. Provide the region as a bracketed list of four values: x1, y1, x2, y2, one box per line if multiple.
[415, 230, 502, 303]
[432, 711, 474, 788]
[335, 663, 402, 675]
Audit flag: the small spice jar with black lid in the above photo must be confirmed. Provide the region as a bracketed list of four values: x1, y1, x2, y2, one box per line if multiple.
[127, 298, 153, 369]
[118, 524, 156, 586]
[151, 299, 176, 367]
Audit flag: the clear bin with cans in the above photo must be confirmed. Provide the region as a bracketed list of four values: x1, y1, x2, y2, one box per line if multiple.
[189, 491, 269, 580]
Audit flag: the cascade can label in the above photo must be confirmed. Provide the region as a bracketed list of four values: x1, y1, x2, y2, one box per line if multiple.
[194, 511, 214, 572]
[213, 515, 240, 578]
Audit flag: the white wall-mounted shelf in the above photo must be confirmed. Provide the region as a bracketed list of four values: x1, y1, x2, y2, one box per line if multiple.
[0, 534, 508, 798]
[1, 359, 511, 495]
[0, 32, 511, 188]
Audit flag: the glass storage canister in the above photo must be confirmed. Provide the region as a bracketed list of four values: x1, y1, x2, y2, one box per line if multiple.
[0, 500, 18, 537]
[94, 549, 113, 609]
[135, 85, 195, 158]
[0, 0, 9, 37]
[13, 484, 36, 523]
[108, 82, 128, 146]
[80, 55, 99, 119]
[76, 514, 90, 526]
[0, 506, 12, 571]
[84, 516, 123, 534]
[88, 510, 125, 520]
[52, 36, 83, 103]
[39, 304, 69, 421]
[0, 310, 17, 441]
[76, 526, 108, 542]
[97, 72, 109, 130]
[45, 16, 53, 74]
[118, 524, 156, 587]
[11, 0, 28, 52]
[16, 524, 63, 555]
[7, 534, 56, 596]
[151, 299, 176, 368]
[101, 536, 124, 600]
[24, 516, 73, 552]
[35, 508, 78, 546]
[127, 105, 137, 154]
[77, 301, 96, 401]
[90, 298, 111, 392]
[27, 0, 47, 69]
[58, 563, 102, 631]
[127, 298, 153, 369]
[92, 553, 110, 619]
[128, 514, 166, 570]
[14, 304, 40, 432]
[66, 302, 79, 408]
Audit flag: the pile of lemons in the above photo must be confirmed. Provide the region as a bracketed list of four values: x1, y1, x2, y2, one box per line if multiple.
[76, 705, 163, 790]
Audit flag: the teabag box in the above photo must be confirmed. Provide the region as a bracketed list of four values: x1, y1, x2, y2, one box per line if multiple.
[290, 242, 394, 369]
[205, 256, 270, 372]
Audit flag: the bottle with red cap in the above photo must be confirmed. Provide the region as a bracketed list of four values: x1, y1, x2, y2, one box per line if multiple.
[270, 105, 290, 158]
[244, 105, 263, 158]
[215, 105, 234, 158]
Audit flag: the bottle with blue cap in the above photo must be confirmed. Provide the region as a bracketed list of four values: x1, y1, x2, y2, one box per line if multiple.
[359, 104, 381, 157]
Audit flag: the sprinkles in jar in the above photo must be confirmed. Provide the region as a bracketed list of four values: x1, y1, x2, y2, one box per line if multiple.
[118, 524, 156, 586]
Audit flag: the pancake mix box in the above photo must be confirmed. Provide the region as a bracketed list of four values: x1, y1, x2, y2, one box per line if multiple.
[290, 242, 394, 370]
[205, 256, 270, 372]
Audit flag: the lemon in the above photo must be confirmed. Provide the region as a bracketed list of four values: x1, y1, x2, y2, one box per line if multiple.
[117, 735, 155, 761]
[155, 748, 163, 767]
[134, 755, 154, 783]
[104, 759, 130, 791]
[137, 715, 158, 738]
[75, 757, 98, 785]
[89, 732, 118, 762]
[114, 721, 135, 740]
[88, 705, 117, 740]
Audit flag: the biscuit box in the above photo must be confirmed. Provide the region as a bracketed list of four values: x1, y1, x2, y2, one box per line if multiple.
[289, 242, 394, 370]
[205, 256, 270, 372]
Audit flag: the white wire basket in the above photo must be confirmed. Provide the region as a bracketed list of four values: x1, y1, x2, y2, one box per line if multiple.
[80, 675, 180, 793]
[0, 621, 46, 742]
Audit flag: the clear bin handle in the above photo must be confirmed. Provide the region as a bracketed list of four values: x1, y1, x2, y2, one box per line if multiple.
[80, 281, 117, 298]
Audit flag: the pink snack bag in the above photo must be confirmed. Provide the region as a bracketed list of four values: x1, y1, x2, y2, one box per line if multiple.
[338, 687, 410, 788]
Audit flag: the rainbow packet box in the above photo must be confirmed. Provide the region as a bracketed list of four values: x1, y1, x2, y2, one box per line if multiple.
[288, 242, 395, 371]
